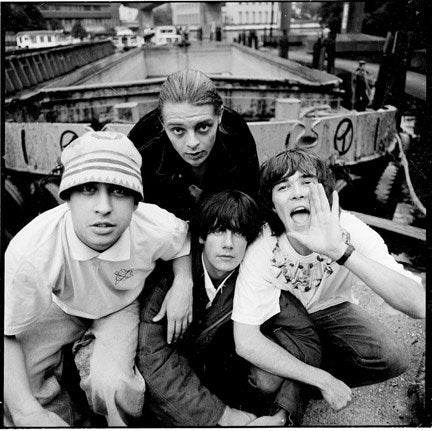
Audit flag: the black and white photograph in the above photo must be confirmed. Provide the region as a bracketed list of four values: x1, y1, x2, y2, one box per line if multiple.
[2, 1, 428, 427]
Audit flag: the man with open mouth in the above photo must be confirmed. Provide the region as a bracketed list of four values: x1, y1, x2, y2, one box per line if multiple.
[232, 148, 425, 425]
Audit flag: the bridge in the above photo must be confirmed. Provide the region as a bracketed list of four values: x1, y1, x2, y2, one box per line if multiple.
[4, 40, 114, 96]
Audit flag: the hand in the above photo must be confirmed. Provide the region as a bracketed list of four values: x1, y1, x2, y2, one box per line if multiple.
[153, 279, 193, 344]
[13, 407, 69, 427]
[247, 409, 287, 426]
[218, 406, 256, 426]
[287, 184, 346, 260]
[319, 372, 352, 411]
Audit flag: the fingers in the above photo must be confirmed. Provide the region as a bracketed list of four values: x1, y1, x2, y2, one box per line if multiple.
[168, 314, 192, 344]
[152, 300, 167, 322]
[331, 190, 340, 217]
[167, 319, 175, 344]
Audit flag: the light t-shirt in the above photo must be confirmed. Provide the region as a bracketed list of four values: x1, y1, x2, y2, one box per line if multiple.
[5, 202, 190, 335]
[232, 211, 422, 326]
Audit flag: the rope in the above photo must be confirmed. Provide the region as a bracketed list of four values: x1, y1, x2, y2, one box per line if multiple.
[395, 133, 426, 216]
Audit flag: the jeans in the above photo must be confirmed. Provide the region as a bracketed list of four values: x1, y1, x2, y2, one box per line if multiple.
[310, 301, 410, 386]
[6, 300, 145, 426]
[248, 296, 409, 424]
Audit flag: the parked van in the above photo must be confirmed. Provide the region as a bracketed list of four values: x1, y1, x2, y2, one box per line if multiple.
[16, 30, 77, 49]
[112, 34, 144, 51]
[151, 26, 181, 45]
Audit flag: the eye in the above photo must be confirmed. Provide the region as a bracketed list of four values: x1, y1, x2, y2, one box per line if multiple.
[111, 186, 129, 197]
[276, 183, 288, 191]
[197, 123, 211, 133]
[79, 183, 96, 194]
[170, 127, 184, 136]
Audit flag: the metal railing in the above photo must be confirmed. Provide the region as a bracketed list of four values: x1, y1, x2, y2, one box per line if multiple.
[4, 40, 115, 96]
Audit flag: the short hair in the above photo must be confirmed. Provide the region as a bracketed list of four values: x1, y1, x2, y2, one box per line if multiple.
[259, 149, 336, 236]
[194, 190, 262, 244]
[158, 69, 223, 118]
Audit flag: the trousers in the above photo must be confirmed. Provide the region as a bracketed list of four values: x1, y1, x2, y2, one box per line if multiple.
[247, 294, 409, 424]
[7, 300, 145, 426]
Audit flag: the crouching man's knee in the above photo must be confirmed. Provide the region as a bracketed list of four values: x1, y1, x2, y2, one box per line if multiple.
[379, 337, 410, 379]
[74, 338, 145, 425]
[248, 366, 284, 395]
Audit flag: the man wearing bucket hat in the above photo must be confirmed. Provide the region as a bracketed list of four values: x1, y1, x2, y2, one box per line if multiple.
[4, 131, 191, 427]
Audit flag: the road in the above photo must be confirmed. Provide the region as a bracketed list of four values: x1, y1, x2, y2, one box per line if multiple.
[282, 49, 426, 101]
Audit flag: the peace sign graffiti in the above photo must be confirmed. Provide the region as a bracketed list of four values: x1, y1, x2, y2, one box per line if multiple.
[334, 118, 354, 155]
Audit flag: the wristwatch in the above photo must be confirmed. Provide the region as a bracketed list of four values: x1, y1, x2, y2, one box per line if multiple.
[336, 244, 355, 265]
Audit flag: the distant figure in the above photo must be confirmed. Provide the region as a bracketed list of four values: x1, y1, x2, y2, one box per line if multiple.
[215, 26, 222, 42]
[210, 22, 216, 41]
[279, 29, 289, 59]
[324, 31, 336, 73]
[250, 29, 258, 49]
[312, 34, 323, 69]
[352, 60, 372, 111]
[197, 26, 203, 44]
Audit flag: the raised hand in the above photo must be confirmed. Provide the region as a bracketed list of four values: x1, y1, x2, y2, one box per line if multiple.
[287, 184, 346, 260]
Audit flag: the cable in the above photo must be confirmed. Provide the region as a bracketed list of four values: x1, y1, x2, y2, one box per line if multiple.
[395, 133, 426, 216]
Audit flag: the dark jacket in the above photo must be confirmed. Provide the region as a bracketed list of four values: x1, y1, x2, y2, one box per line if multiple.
[137, 249, 238, 426]
[128, 107, 259, 221]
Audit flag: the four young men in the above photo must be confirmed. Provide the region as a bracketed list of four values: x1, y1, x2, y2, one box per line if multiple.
[4, 133, 425, 427]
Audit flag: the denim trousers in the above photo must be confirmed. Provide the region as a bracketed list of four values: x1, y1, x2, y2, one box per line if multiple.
[247, 294, 410, 424]
[6, 300, 145, 426]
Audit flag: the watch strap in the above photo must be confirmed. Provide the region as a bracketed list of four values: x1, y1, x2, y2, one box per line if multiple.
[336, 244, 355, 265]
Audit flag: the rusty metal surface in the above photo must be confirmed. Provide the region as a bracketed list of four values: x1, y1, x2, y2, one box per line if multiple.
[5, 106, 399, 176]
[5, 123, 92, 175]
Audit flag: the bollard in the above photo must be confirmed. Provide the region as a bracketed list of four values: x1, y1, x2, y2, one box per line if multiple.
[275, 98, 301, 121]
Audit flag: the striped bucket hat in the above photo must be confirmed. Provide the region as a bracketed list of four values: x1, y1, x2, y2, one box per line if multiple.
[58, 131, 143, 201]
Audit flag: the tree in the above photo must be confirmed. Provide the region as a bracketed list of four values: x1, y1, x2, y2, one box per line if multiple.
[318, 2, 343, 34]
[362, 0, 425, 49]
[49, 19, 64, 31]
[71, 21, 87, 40]
[2, 3, 47, 32]
[153, 3, 172, 26]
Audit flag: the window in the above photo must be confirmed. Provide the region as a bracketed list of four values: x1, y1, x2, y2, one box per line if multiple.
[252, 11, 255, 23]
[239, 11, 242, 23]
[245, 11, 249, 23]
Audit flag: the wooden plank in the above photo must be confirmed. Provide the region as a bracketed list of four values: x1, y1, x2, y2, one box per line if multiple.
[350, 211, 426, 242]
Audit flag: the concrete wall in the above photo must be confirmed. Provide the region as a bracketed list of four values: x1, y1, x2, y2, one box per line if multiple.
[77, 48, 148, 85]
[5, 107, 398, 175]
[142, 44, 232, 77]
[231, 44, 340, 85]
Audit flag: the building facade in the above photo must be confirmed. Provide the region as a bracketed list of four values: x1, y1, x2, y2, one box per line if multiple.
[222, 2, 280, 26]
[38, 2, 120, 35]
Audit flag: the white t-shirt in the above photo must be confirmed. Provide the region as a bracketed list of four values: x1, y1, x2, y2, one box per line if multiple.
[232, 211, 422, 326]
[5, 202, 190, 335]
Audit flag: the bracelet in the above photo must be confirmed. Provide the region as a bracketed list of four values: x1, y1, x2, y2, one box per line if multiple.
[336, 244, 355, 265]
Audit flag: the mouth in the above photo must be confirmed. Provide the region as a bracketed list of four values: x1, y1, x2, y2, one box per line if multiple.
[290, 206, 310, 224]
[91, 222, 115, 234]
[218, 255, 234, 260]
[186, 151, 205, 160]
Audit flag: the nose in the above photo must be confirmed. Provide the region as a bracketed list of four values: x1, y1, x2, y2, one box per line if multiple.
[185, 131, 200, 150]
[222, 231, 234, 248]
[291, 182, 307, 200]
[94, 189, 112, 214]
